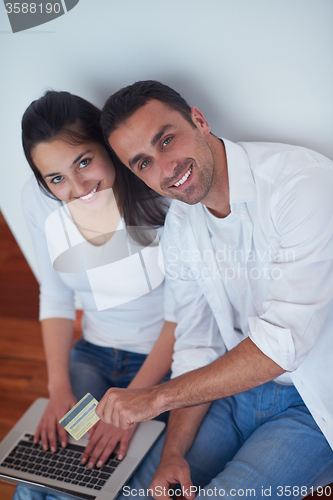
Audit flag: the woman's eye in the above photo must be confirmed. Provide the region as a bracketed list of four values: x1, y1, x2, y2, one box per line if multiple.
[79, 158, 90, 168]
[162, 137, 172, 147]
[51, 176, 63, 184]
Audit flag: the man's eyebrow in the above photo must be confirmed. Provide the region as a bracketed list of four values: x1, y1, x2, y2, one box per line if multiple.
[151, 124, 172, 147]
[43, 151, 90, 179]
[128, 125, 172, 170]
[129, 153, 144, 170]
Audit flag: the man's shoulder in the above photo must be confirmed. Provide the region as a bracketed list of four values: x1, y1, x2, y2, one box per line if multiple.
[167, 199, 201, 224]
[163, 200, 202, 240]
[239, 141, 333, 186]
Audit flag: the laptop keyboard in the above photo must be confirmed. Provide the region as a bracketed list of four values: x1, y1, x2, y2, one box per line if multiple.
[0, 433, 121, 491]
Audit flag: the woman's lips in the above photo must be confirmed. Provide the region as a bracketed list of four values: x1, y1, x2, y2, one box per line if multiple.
[79, 182, 100, 200]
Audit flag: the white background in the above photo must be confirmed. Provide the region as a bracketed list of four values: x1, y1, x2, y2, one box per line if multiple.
[0, 0, 332, 277]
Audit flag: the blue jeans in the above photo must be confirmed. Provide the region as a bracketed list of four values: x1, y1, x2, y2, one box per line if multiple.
[69, 338, 150, 401]
[69, 338, 169, 422]
[117, 382, 333, 499]
[13, 383, 333, 500]
[13, 339, 169, 500]
[12, 489, 71, 500]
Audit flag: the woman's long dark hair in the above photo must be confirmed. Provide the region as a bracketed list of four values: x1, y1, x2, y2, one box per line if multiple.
[21, 90, 168, 227]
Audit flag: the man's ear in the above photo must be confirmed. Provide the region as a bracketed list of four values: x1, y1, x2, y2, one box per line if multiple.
[190, 107, 211, 136]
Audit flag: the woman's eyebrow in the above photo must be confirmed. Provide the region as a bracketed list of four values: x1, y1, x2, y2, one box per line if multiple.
[43, 150, 91, 178]
[71, 150, 90, 166]
[44, 171, 61, 179]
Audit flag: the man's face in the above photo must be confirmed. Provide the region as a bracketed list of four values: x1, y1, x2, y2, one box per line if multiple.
[108, 100, 215, 204]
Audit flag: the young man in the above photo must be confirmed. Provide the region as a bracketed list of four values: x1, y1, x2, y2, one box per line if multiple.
[96, 81, 333, 498]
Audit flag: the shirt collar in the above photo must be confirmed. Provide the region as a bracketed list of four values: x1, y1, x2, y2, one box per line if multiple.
[222, 138, 257, 203]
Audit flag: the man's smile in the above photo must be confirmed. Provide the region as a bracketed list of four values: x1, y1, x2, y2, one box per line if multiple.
[171, 165, 193, 188]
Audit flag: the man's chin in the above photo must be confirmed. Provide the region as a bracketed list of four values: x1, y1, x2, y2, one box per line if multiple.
[168, 190, 203, 205]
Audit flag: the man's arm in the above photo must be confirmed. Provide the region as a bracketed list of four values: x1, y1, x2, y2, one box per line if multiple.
[157, 336, 284, 412]
[97, 203, 284, 426]
[96, 337, 284, 428]
[149, 405, 210, 500]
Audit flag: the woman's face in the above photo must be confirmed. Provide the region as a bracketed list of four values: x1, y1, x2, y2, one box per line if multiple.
[32, 138, 116, 205]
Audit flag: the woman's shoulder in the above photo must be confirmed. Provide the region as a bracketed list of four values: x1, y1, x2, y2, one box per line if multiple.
[22, 176, 61, 223]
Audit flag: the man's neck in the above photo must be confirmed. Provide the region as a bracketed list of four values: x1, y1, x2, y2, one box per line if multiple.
[202, 135, 230, 218]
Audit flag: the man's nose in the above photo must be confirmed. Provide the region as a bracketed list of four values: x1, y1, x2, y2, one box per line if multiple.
[157, 154, 178, 178]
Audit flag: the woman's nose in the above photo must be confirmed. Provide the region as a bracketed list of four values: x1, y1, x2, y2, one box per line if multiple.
[69, 176, 89, 198]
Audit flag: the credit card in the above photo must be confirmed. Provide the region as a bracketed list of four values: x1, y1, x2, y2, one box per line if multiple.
[59, 393, 100, 440]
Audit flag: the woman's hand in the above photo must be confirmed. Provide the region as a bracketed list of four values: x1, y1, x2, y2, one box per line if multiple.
[81, 420, 137, 468]
[34, 390, 77, 452]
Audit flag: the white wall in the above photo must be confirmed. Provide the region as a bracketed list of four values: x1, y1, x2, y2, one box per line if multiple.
[1, 0, 332, 277]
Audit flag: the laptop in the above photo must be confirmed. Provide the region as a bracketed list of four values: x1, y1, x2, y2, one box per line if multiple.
[0, 398, 165, 499]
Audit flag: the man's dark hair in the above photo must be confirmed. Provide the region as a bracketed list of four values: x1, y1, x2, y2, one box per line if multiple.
[101, 80, 195, 139]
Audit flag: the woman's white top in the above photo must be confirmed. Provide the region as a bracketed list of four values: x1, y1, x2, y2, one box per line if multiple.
[22, 176, 171, 355]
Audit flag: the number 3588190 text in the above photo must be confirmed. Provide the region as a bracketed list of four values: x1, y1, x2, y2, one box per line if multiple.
[5, 3, 61, 14]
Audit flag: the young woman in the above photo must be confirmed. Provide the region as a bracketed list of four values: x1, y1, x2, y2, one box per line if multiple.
[15, 91, 175, 477]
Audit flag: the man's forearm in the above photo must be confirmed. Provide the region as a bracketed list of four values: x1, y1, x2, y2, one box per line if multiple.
[97, 337, 285, 429]
[147, 405, 211, 500]
[162, 404, 211, 459]
[156, 337, 285, 414]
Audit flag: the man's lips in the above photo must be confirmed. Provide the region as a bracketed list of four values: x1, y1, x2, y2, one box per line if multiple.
[169, 165, 193, 188]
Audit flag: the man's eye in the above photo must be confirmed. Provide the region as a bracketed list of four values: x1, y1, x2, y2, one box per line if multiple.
[51, 176, 63, 184]
[79, 158, 90, 168]
[162, 137, 172, 147]
[140, 160, 150, 170]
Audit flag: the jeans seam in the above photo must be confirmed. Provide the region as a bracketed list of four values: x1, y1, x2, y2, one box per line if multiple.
[113, 353, 129, 380]
[255, 383, 281, 419]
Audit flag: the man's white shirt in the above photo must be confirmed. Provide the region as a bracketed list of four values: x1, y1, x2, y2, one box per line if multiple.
[162, 139, 333, 449]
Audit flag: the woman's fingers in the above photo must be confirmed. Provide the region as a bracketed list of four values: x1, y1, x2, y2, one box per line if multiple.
[81, 421, 136, 468]
[33, 395, 76, 452]
[116, 427, 136, 460]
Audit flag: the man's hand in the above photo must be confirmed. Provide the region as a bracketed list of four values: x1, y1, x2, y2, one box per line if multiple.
[81, 420, 136, 468]
[149, 453, 196, 500]
[34, 391, 77, 452]
[96, 386, 163, 429]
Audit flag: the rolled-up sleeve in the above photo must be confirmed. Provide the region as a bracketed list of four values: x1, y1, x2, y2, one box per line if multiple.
[248, 166, 333, 371]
